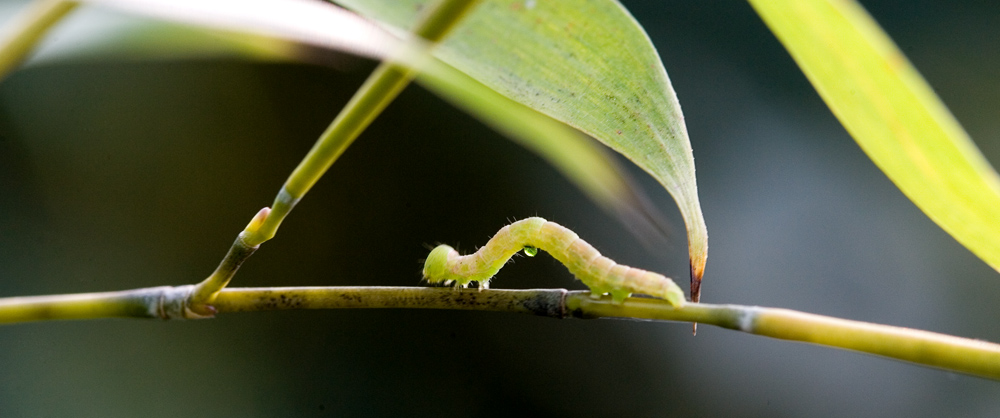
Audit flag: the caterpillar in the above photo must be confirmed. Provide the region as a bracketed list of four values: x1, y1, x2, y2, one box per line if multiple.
[422, 217, 685, 307]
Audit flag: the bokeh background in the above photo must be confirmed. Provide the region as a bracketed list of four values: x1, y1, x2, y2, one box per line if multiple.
[1, 0, 999, 416]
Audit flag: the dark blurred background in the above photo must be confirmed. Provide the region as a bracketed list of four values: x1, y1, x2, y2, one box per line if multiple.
[1, 0, 998, 416]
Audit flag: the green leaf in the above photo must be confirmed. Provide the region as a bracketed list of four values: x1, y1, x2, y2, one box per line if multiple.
[335, 0, 709, 301]
[749, 0, 1000, 273]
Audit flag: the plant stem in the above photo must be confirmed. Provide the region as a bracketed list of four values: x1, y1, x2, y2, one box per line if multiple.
[569, 295, 1000, 379]
[245, 0, 481, 246]
[214, 287, 568, 317]
[188, 0, 482, 311]
[186, 207, 269, 311]
[0, 285, 196, 323]
[2, 285, 998, 379]
[0, 0, 77, 81]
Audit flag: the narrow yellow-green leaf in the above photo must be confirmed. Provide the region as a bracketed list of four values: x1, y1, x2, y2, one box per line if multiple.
[749, 0, 1000, 272]
[336, 0, 708, 301]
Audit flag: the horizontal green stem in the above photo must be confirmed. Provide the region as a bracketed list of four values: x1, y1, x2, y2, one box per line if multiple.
[214, 286, 567, 317]
[0, 285, 196, 323]
[752, 308, 1000, 379]
[1, 285, 997, 379]
[570, 295, 1000, 379]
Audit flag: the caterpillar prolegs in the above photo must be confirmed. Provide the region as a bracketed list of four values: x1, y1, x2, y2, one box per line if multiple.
[422, 217, 685, 307]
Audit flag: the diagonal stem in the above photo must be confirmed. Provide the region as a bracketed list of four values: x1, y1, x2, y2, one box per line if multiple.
[245, 0, 483, 247]
[187, 0, 483, 312]
[0, 0, 77, 81]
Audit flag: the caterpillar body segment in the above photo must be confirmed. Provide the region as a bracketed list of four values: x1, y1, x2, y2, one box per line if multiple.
[422, 217, 685, 307]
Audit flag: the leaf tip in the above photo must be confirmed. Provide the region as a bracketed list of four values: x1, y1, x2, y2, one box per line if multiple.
[689, 250, 705, 304]
[689, 249, 705, 336]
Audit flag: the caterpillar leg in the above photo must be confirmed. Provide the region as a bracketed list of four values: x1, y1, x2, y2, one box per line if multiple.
[585, 288, 633, 304]
[587, 286, 608, 300]
[435, 279, 487, 291]
[610, 290, 632, 304]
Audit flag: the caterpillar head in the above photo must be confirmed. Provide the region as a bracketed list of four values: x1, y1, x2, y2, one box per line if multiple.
[422, 244, 457, 284]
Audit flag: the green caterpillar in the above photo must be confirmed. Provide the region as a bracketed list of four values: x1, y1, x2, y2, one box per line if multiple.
[422, 217, 685, 307]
